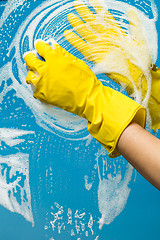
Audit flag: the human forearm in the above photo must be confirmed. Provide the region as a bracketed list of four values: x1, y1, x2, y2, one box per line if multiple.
[117, 122, 160, 191]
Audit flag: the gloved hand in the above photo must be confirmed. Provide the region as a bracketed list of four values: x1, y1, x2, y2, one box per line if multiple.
[24, 39, 146, 157]
[64, 0, 160, 130]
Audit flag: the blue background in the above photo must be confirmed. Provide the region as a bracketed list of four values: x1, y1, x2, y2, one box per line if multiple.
[0, 0, 159, 239]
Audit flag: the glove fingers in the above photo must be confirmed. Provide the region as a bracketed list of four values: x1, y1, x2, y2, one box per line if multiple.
[26, 71, 39, 91]
[74, 1, 105, 34]
[35, 39, 55, 60]
[74, 1, 126, 39]
[67, 13, 97, 42]
[89, 0, 104, 14]
[64, 30, 117, 63]
[89, 0, 126, 36]
[74, 0, 96, 22]
[24, 52, 44, 72]
[64, 30, 96, 62]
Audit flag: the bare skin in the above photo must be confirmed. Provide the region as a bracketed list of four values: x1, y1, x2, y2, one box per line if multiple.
[117, 122, 160, 191]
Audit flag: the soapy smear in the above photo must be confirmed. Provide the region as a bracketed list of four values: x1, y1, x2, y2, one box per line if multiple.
[0, 0, 26, 29]
[0, 128, 34, 225]
[0, 128, 34, 147]
[0, 0, 158, 233]
[94, 147, 133, 227]
[0, 153, 34, 225]
[98, 164, 133, 228]
[45, 202, 99, 239]
[84, 175, 93, 190]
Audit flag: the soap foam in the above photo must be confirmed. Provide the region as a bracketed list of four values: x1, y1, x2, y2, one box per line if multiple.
[0, 128, 34, 224]
[0, 152, 34, 225]
[98, 164, 133, 228]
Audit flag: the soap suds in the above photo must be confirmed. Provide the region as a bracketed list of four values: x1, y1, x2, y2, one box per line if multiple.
[0, 128, 34, 147]
[0, 128, 34, 224]
[0, 153, 34, 225]
[98, 164, 133, 228]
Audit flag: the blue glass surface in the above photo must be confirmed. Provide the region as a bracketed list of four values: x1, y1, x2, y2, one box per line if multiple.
[0, 0, 159, 240]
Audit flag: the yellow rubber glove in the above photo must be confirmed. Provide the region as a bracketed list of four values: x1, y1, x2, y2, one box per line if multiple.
[64, 0, 160, 130]
[148, 67, 160, 131]
[24, 39, 146, 157]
